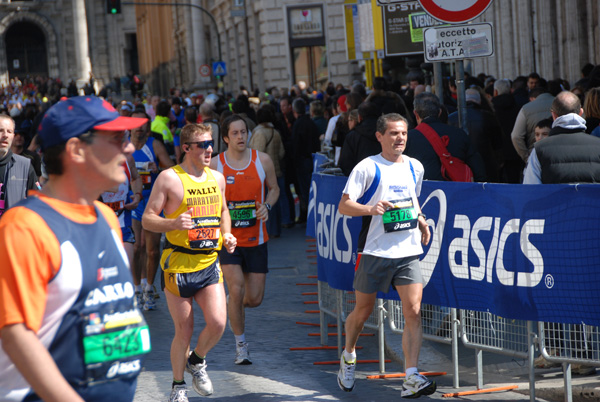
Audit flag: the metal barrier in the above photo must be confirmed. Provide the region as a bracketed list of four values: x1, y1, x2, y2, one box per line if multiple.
[537, 322, 600, 402]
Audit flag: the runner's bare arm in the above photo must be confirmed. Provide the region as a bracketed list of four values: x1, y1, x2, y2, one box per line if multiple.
[153, 139, 175, 169]
[213, 169, 236, 253]
[256, 152, 279, 221]
[125, 155, 143, 210]
[142, 169, 193, 233]
[413, 199, 430, 246]
[338, 194, 394, 217]
[1, 324, 85, 402]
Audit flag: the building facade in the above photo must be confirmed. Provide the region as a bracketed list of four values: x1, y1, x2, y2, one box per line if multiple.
[0, 1, 599, 96]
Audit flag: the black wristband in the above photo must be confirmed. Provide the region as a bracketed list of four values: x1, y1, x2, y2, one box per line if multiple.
[264, 203, 272, 212]
[418, 213, 426, 219]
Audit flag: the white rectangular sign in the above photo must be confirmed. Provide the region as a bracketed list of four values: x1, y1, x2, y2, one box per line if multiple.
[423, 22, 493, 62]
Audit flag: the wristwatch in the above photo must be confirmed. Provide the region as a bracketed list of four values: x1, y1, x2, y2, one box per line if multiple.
[264, 203, 272, 212]
[418, 213, 426, 219]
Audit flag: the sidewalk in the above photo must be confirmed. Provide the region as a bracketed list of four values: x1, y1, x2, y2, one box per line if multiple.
[134, 223, 598, 401]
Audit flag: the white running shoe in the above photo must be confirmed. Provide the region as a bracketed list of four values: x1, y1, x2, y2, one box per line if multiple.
[143, 290, 156, 311]
[401, 372, 436, 398]
[185, 354, 213, 396]
[235, 342, 252, 365]
[337, 355, 356, 392]
[167, 384, 188, 402]
[135, 291, 144, 309]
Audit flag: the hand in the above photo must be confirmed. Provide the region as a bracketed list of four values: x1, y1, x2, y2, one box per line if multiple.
[173, 211, 194, 230]
[124, 193, 141, 211]
[255, 202, 269, 221]
[418, 216, 431, 246]
[148, 161, 158, 174]
[223, 232, 237, 253]
[370, 200, 394, 216]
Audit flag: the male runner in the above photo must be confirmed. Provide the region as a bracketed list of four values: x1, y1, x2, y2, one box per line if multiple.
[0, 96, 151, 401]
[337, 113, 436, 398]
[100, 154, 143, 284]
[130, 111, 174, 310]
[142, 123, 236, 402]
[210, 114, 279, 365]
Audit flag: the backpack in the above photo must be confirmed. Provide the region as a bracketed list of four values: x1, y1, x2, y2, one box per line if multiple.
[415, 122, 474, 182]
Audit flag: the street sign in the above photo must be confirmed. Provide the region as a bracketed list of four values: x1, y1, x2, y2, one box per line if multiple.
[383, 1, 445, 56]
[212, 61, 227, 77]
[423, 22, 493, 62]
[417, 0, 493, 24]
[199, 64, 210, 77]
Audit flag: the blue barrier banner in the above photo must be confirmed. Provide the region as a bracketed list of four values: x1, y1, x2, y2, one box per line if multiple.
[307, 173, 600, 326]
[312, 153, 330, 172]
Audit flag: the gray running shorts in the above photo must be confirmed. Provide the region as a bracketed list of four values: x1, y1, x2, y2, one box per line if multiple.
[353, 254, 422, 294]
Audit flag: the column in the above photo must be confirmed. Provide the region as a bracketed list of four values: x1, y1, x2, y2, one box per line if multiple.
[72, 0, 92, 90]
[190, 0, 207, 88]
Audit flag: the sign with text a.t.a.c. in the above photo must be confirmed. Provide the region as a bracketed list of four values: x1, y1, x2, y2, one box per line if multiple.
[423, 22, 493, 62]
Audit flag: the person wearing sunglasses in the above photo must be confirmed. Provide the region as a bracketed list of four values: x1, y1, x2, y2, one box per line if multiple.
[210, 114, 279, 366]
[142, 123, 236, 401]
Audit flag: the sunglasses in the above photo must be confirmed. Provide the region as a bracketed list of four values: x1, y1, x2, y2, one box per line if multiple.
[185, 140, 214, 149]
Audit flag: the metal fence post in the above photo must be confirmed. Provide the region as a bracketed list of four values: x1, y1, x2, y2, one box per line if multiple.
[451, 308, 459, 388]
[378, 298, 386, 374]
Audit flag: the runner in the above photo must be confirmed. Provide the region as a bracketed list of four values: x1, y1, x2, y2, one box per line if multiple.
[211, 114, 279, 365]
[142, 123, 236, 402]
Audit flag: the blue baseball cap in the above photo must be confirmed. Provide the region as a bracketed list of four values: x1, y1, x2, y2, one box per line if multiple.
[38, 96, 147, 150]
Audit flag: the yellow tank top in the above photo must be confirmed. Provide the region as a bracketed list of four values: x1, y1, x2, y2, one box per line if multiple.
[161, 165, 223, 273]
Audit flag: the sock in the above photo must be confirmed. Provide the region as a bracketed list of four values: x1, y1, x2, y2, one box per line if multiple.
[172, 380, 185, 388]
[135, 285, 141, 293]
[141, 278, 148, 288]
[406, 367, 418, 377]
[145, 283, 153, 292]
[188, 351, 205, 365]
[343, 349, 356, 363]
[235, 334, 246, 345]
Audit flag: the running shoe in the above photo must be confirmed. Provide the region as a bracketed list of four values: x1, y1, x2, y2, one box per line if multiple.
[167, 384, 188, 402]
[337, 355, 356, 392]
[185, 354, 213, 396]
[143, 290, 156, 311]
[135, 291, 144, 309]
[235, 342, 252, 365]
[401, 372, 436, 398]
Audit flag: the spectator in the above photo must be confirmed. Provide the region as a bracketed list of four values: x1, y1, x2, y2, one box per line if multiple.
[404, 92, 486, 182]
[583, 87, 600, 135]
[338, 102, 381, 176]
[492, 78, 523, 183]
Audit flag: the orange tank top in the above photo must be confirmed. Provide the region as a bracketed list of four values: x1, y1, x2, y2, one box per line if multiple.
[217, 149, 268, 247]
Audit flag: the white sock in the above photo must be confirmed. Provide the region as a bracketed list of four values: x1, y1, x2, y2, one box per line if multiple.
[235, 334, 245, 345]
[141, 278, 148, 287]
[406, 367, 418, 377]
[145, 283, 153, 292]
[135, 285, 141, 293]
[343, 349, 356, 362]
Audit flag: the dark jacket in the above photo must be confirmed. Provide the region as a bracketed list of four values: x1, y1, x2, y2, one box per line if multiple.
[535, 126, 600, 184]
[492, 93, 521, 162]
[291, 114, 320, 163]
[448, 103, 503, 182]
[404, 116, 487, 182]
[338, 117, 379, 176]
[0, 151, 38, 213]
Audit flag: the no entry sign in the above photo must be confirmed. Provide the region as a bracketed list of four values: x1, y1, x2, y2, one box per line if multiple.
[418, 0, 494, 24]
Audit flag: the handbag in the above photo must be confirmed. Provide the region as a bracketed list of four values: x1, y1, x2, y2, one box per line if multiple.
[415, 122, 474, 182]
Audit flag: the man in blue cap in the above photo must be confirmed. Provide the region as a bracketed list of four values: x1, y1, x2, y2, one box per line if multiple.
[0, 96, 151, 401]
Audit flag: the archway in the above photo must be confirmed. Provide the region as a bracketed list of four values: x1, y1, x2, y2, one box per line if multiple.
[5, 21, 48, 77]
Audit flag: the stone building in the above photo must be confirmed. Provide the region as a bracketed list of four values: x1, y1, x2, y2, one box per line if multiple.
[0, 0, 138, 91]
[0, 0, 599, 96]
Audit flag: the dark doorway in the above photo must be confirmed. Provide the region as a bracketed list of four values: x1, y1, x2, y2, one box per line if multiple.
[5, 21, 48, 78]
[125, 33, 139, 74]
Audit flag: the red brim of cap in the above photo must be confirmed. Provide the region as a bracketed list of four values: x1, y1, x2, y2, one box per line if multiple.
[94, 116, 148, 131]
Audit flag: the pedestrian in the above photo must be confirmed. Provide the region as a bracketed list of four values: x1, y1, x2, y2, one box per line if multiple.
[0, 96, 151, 401]
[0, 115, 38, 217]
[337, 113, 436, 398]
[211, 114, 279, 364]
[142, 123, 236, 401]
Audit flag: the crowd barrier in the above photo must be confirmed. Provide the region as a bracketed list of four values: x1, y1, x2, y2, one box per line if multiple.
[307, 160, 600, 402]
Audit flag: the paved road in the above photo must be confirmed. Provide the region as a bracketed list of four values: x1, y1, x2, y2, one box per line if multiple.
[133, 225, 573, 401]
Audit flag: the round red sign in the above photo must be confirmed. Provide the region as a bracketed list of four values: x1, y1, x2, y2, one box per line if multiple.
[418, 0, 494, 24]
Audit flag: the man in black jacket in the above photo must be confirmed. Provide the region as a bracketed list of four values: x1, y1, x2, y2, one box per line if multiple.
[291, 98, 320, 221]
[338, 102, 380, 176]
[404, 92, 486, 182]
